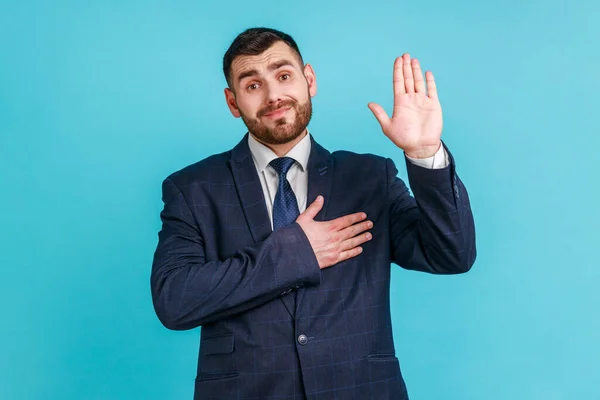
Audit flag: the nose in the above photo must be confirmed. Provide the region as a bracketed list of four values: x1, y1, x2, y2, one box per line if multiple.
[264, 81, 283, 105]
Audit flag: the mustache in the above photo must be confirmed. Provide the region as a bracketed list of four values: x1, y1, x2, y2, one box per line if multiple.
[257, 100, 296, 117]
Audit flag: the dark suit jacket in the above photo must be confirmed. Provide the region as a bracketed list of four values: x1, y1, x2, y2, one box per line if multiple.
[151, 134, 476, 400]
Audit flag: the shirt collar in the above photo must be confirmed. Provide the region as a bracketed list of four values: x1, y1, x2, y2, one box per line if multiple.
[247, 130, 312, 173]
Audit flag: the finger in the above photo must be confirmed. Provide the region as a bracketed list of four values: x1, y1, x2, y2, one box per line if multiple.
[337, 246, 363, 263]
[412, 58, 425, 94]
[393, 56, 405, 96]
[339, 220, 373, 241]
[402, 53, 414, 93]
[367, 103, 391, 133]
[331, 212, 367, 231]
[340, 231, 372, 251]
[299, 195, 324, 221]
[426, 71, 438, 101]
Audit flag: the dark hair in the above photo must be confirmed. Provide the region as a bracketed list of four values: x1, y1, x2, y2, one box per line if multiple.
[223, 27, 304, 89]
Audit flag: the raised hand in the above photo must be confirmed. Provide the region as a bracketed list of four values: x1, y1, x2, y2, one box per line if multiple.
[296, 196, 373, 269]
[368, 53, 443, 159]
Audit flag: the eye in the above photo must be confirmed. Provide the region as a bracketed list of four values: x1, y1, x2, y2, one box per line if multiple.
[247, 83, 260, 91]
[279, 73, 291, 81]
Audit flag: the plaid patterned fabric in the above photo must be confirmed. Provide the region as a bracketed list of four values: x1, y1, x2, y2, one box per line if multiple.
[151, 134, 476, 400]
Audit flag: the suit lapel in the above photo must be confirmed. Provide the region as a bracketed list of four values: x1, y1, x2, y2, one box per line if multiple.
[229, 134, 272, 244]
[295, 136, 333, 311]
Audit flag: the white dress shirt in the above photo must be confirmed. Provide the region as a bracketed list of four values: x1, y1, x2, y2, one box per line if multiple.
[247, 131, 449, 228]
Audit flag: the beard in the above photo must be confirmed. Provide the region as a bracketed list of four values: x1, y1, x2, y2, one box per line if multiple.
[238, 96, 312, 145]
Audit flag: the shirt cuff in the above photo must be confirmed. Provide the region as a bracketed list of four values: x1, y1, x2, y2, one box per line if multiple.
[405, 143, 449, 169]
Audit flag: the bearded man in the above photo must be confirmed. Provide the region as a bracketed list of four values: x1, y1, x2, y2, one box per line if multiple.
[151, 27, 477, 400]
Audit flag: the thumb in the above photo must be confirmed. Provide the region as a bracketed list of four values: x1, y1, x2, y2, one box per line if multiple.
[367, 102, 391, 133]
[299, 195, 324, 221]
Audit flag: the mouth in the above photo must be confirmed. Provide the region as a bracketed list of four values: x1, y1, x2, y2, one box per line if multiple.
[264, 106, 291, 119]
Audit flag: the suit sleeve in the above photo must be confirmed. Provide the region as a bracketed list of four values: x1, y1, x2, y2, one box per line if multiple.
[387, 143, 476, 274]
[150, 177, 321, 330]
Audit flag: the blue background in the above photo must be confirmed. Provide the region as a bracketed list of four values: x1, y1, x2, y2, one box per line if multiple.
[1, 0, 598, 399]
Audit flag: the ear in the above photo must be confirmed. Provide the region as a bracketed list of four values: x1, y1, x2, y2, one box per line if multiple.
[303, 64, 317, 97]
[224, 88, 241, 118]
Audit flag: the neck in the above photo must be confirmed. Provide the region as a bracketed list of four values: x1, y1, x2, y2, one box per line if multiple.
[252, 130, 308, 157]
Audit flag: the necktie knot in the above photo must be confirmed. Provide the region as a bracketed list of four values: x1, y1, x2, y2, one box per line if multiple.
[269, 157, 296, 177]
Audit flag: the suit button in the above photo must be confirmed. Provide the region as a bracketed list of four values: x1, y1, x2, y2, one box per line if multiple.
[297, 334, 308, 345]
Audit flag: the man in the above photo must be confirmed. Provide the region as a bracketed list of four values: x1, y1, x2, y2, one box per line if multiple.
[151, 27, 476, 400]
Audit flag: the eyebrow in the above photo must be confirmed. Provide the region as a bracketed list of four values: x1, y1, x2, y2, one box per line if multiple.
[237, 59, 296, 83]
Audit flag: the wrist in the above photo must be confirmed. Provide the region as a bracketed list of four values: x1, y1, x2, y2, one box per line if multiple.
[404, 142, 441, 159]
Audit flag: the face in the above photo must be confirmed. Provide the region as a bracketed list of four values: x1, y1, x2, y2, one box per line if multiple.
[224, 41, 317, 145]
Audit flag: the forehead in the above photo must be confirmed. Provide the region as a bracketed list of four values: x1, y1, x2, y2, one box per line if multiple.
[231, 41, 302, 77]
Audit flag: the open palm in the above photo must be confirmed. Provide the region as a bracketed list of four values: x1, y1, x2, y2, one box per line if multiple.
[368, 54, 443, 159]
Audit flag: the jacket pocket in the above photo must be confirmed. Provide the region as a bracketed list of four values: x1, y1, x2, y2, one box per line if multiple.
[367, 353, 397, 362]
[366, 354, 408, 399]
[195, 371, 239, 382]
[197, 335, 237, 381]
